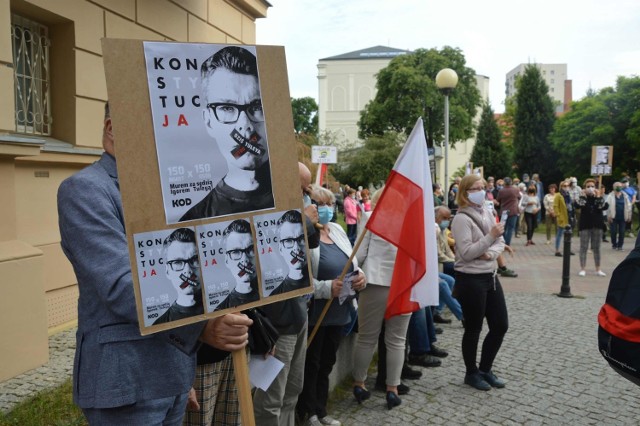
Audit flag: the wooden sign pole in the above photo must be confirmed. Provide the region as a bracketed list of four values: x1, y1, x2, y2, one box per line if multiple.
[233, 349, 255, 426]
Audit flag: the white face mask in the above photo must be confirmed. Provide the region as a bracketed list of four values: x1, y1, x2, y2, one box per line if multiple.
[467, 190, 486, 206]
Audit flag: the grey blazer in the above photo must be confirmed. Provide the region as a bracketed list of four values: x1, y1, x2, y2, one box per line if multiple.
[58, 153, 204, 409]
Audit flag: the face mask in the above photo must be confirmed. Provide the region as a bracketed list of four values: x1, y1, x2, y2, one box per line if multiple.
[615, 187, 622, 192]
[438, 220, 450, 230]
[497, 185, 503, 190]
[303, 193, 312, 207]
[318, 205, 334, 224]
[624, 182, 630, 188]
[468, 190, 486, 206]
[586, 187, 595, 195]
[451, 187, 458, 193]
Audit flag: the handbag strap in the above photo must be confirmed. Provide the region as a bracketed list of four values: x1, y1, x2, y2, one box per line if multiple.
[456, 210, 487, 236]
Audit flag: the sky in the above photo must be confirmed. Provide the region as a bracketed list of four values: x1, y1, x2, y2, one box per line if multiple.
[256, 0, 640, 113]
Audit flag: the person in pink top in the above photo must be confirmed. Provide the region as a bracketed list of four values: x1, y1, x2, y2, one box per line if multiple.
[344, 188, 359, 246]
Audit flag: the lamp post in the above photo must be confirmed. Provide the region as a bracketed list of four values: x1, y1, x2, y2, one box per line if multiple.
[435, 68, 458, 196]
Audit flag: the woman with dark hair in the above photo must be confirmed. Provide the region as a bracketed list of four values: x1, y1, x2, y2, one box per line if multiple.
[451, 174, 508, 391]
[576, 178, 608, 277]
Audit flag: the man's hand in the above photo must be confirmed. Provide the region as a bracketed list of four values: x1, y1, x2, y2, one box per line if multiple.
[331, 278, 343, 298]
[186, 387, 200, 411]
[200, 313, 252, 352]
[304, 204, 319, 225]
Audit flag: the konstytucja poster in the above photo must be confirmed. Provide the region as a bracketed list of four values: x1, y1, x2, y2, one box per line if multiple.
[143, 42, 275, 224]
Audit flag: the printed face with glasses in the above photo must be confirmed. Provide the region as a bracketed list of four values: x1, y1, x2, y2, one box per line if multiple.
[224, 230, 256, 286]
[165, 241, 201, 300]
[278, 222, 306, 276]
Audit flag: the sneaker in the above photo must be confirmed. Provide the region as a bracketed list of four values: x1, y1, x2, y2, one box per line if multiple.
[478, 370, 506, 388]
[408, 353, 442, 368]
[596, 270, 607, 277]
[555, 252, 562, 257]
[433, 313, 452, 324]
[464, 372, 491, 391]
[319, 415, 341, 425]
[427, 344, 449, 358]
[578, 270, 586, 277]
[498, 268, 518, 278]
[435, 327, 443, 334]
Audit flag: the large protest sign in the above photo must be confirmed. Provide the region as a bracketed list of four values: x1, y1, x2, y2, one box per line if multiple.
[102, 39, 312, 334]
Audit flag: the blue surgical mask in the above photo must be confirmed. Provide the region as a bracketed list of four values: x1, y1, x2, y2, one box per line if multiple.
[438, 220, 450, 230]
[303, 193, 312, 207]
[318, 205, 334, 224]
[452, 187, 458, 193]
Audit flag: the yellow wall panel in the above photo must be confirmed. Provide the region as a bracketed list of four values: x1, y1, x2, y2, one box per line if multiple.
[40, 243, 77, 292]
[75, 50, 107, 99]
[137, 0, 187, 41]
[0, 66, 14, 132]
[90, 0, 135, 20]
[173, 0, 207, 20]
[188, 14, 225, 43]
[241, 14, 255, 44]
[0, 0, 12, 63]
[75, 97, 105, 150]
[208, 0, 242, 41]
[105, 11, 164, 40]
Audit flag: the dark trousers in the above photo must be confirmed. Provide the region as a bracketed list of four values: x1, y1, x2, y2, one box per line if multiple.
[346, 224, 357, 246]
[296, 325, 342, 419]
[454, 271, 508, 374]
[611, 218, 626, 249]
[525, 212, 537, 241]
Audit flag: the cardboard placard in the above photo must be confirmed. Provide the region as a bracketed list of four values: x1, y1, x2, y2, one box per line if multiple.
[591, 145, 613, 176]
[102, 39, 312, 334]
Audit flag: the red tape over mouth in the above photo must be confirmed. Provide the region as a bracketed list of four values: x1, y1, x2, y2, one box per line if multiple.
[230, 129, 263, 158]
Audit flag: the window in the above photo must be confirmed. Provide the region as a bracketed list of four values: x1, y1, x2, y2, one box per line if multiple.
[550, 87, 555, 93]
[551, 78, 555, 84]
[551, 70, 555, 75]
[11, 15, 52, 136]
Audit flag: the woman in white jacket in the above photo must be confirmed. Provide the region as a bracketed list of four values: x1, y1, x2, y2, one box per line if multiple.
[351, 187, 410, 410]
[296, 185, 366, 426]
[606, 181, 633, 250]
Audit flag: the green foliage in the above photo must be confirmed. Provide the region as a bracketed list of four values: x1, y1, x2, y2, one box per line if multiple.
[291, 96, 319, 136]
[470, 102, 512, 178]
[332, 132, 404, 187]
[0, 379, 86, 426]
[512, 65, 558, 183]
[551, 76, 640, 182]
[358, 47, 481, 148]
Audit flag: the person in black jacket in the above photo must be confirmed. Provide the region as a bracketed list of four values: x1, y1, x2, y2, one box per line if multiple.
[576, 178, 609, 277]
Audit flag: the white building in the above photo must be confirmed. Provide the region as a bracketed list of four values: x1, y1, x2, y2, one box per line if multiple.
[505, 63, 572, 113]
[317, 45, 490, 186]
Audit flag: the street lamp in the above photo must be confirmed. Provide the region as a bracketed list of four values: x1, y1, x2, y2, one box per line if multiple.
[435, 68, 458, 197]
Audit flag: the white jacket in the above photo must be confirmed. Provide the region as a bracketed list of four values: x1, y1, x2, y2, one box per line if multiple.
[355, 212, 397, 287]
[606, 191, 632, 222]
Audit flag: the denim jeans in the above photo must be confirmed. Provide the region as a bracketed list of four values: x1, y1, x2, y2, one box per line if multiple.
[503, 215, 518, 246]
[437, 273, 463, 320]
[408, 307, 437, 355]
[611, 218, 626, 249]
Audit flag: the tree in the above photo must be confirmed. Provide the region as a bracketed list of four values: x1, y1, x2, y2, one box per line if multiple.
[291, 96, 318, 136]
[332, 132, 404, 187]
[512, 65, 558, 182]
[358, 47, 481, 148]
[470, 102, 511, 178]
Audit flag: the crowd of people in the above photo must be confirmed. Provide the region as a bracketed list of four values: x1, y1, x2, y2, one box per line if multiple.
[59, 97, 638, 426]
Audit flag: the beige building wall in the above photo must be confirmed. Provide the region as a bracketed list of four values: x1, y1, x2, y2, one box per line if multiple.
[506, 63, 569, 113]
[0, 0, 269, 382]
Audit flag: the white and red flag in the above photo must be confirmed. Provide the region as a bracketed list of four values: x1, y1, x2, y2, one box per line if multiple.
[365, 118, 439, 319]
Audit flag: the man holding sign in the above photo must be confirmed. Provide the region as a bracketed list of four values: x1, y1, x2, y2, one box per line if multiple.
[58, 103, 252, 424]
[181, 46, 274, 221]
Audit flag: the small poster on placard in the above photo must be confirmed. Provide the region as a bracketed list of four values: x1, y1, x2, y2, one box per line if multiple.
[253, 209, 310, 298]
[591, 145, 613, 176]
[196, 219, 260, 312]
[133, 227, 205, 327]
[143, 42, 275, 224]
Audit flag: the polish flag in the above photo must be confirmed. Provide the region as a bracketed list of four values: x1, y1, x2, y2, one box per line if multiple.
[365, 118, 439, 319]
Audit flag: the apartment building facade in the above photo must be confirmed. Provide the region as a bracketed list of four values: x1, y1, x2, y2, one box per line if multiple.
[0, 0, 269, 382]
[505, 63, 572, 113]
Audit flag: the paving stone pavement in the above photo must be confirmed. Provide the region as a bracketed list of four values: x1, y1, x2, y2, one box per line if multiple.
[2, 232, 639, 424]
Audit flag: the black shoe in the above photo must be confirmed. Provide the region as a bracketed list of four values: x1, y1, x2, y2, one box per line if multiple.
[427, 344, 449, 358]
[408, 354, 442, 368]
[603, 239, 609, 243]
[479, 370, 506, 388]
[386, 391, 402, 410]
[464, 372, 491, 391]
[555, 252, 562, 257]
[376, 382, 409, 395]
[401, 365, 422, 380]
[570, 251, 575, 255]
[433, 313, 452, 324]
[435, 327, 443, 334]
[353, 385, 371, 404]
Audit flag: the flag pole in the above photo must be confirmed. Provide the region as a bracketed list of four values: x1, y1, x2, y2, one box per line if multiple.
[307, 227, 369, 348]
